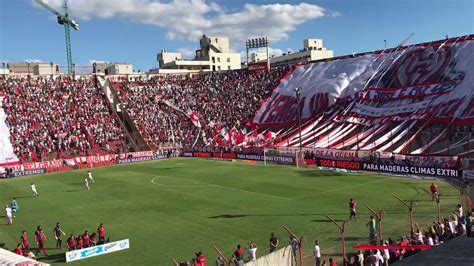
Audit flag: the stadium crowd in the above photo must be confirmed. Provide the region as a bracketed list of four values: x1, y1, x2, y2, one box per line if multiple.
[0, 76, 122, 162]
[112, 66, 291, 148]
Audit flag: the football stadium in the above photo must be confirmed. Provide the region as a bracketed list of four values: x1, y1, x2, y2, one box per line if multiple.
[1, 0, 473, 265]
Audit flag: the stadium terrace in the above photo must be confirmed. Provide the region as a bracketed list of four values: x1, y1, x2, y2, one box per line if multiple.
[0, 34, 473, 266]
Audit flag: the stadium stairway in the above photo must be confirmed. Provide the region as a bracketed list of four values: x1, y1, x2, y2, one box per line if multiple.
[97, 76, 150, 151]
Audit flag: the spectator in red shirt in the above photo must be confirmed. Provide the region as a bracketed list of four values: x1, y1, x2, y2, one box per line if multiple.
[196, 251, 206, 266]
[329, 257, 337, 266]
[234, 244, 244, 263]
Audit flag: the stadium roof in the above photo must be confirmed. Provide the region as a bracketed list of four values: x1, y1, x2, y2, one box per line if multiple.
[395, 237, 474, 266]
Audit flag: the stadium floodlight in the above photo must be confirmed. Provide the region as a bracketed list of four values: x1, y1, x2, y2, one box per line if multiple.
[294, 87, 303, 150]
[35, 0, 79, 75]
[245, 36, 270, 70]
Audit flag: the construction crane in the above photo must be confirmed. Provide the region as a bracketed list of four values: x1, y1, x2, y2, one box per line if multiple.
[35, 0, 79, 75]
[397, 33, 415, 48]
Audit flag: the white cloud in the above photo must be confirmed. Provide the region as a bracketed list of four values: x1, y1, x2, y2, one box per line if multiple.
[24, 59, 44, 63]
[88, 59, 108, 65]
[176, 48, 195, 59]
[36, 1, 328, 47]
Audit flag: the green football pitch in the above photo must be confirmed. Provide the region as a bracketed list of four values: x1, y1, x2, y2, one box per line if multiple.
[0, 158, 460, 265]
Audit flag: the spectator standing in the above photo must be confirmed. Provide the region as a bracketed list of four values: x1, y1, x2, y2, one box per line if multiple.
[233, 244, 244, 265]
[367, 215, 377, 244]
[269, 232, 278, 253]
[313, 240, 321, 266]
[247, 242, 257, 261]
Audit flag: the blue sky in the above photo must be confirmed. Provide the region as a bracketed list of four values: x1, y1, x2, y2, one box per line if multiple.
[0, 0, 472, 71]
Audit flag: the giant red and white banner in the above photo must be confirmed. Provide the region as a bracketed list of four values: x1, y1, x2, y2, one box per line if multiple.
[251, 37, 474, 127]
[357, 80, 457, 102]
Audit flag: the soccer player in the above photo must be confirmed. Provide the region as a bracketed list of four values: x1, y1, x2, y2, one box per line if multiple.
[5, 205, 13, 225]
[84, 177, 90, 190]
[21, 231, 30, 252]
[87, 171, 95, 184]
[67, 234, 76, 251]
[34, 226, 47, 256]
[76, 235, 83, 250]
[349, 198, 357, 221]
[90, 233, 97, 247]
[53, 222, 66, 250]
[14, 243, 23, 255]
[31, 182, 39, 197]
[430, 183, 438, 201]
[97, 223, 105, 245]
[10, 198, 19, 217]
[83, 231, 90, 248]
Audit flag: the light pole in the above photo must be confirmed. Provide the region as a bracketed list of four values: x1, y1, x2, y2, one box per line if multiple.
[294, 87, 302, 150]
[384, 39, 387, 49]
[50, 62, 54, 78]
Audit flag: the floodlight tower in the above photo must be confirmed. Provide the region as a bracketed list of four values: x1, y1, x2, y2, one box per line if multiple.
[35, 0, 79, 75]
[246, 36, 270, 70]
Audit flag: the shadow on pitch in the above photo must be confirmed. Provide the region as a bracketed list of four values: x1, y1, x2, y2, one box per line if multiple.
[328, 236, 365, 241]
[209, 213, 349, 219]
[44, 252, 66, 263]
[13, 196, 36, 199]
[311, 219, 347, 223]
[65, 189, 83, 192]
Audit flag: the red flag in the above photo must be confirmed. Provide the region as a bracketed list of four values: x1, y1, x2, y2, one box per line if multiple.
[467, 197, 472, 207]
[189, 111, 201, 128]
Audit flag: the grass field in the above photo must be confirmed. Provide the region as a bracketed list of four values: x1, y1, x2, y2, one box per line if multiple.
[0, 158, 460, 265]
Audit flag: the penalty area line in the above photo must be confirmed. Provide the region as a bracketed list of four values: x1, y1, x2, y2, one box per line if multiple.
[147, 174, 290, 200]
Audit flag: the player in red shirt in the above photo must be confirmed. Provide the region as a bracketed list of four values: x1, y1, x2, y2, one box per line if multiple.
[83, 231, 90, 248]
[97, 223, 105, 245]
[14, 243, 23, 255]
[430, 183, 438, 201]
[67, 234, 76, 251]
[76, 236, 83, 250]
[34, 226, 47, 256]
[90, 233, 97, 246]
[20, 230, 29, 252]
[349, 198, 357, 221]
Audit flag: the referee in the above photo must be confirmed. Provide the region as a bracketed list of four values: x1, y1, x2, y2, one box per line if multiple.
[53, 222, 66, 250]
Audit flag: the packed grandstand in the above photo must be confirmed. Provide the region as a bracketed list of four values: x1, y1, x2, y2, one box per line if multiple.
[1, 35, 473, 166]
[0, 34, 473, 265]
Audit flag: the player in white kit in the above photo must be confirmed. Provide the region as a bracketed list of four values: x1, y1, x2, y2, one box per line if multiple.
[87, 171, 94, 184]
[31, 183, 39, 197]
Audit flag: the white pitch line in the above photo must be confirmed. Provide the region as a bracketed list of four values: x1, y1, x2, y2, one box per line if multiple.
[134, 171, 291, 200]
[293, 177, 392, 200]
[151, 176, 214, 188]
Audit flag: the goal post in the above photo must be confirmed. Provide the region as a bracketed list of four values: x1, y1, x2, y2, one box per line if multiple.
[263, 148, 306, 168]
